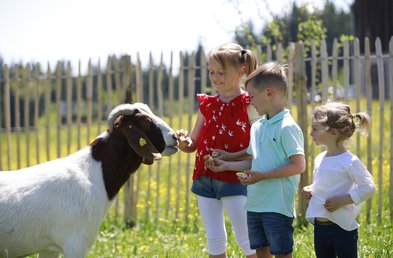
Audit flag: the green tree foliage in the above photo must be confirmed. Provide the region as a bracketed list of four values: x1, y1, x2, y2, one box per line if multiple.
[234, 21, 259, 49]
[297, 7, 327, 54]
[233, 0, 352, 56]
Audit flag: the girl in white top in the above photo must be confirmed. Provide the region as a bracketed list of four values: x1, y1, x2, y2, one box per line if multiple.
[302, 102, 375, 258]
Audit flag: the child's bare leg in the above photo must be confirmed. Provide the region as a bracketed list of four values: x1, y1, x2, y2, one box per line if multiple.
[256, 246, 272, 258]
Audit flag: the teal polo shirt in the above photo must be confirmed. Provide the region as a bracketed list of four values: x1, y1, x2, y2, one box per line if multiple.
[246, 109, 304, 217]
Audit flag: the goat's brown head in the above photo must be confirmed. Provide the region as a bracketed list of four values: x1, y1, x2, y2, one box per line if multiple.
[91, 103, 178, 200]
[107, 103, 178, 164]
[112, 111, 163, 164]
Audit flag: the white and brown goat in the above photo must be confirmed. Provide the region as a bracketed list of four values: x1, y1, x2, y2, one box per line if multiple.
[0, 103, 178, 258]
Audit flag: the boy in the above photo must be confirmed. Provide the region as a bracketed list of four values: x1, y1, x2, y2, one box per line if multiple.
[206, 62, 306, 258]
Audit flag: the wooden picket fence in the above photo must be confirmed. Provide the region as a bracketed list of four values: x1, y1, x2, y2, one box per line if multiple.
[0, 37, 392, 227]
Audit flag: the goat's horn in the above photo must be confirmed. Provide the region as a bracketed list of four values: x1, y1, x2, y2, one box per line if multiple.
[107, 104, 137, 132]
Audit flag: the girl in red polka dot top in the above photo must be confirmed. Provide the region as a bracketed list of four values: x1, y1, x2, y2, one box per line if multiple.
[176, 43, 259, 258]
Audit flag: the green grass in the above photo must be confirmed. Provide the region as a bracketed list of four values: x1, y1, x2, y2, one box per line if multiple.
[84, 212, 393, 257]
[1, 99, 392, 257]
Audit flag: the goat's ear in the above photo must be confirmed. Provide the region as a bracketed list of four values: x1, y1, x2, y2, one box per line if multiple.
[122, 124, 162, 164]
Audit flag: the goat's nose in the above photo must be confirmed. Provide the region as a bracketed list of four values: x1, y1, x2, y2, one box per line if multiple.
[172, 133, 178, 141]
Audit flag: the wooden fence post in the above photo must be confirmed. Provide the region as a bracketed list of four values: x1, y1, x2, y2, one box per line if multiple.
[364, 37, 373, 222]
[105, 57, 112, 116]
[122, 54, 137, 228]
[86, 60, 93, 145]
[154, 53, 165, 224]
[76, 61, 82, 150]
[122, 55, 132, 104]
[13, 65, 21, 168]
[123, 54, 142, 227]
[309, 41, 317, 172]
[200, 48, 207, 94]
[23, 64, 31, 167]
[33, 64, 41, 164]
[354, 39, 361, 156]
[96, 60, 103, 134]
[320, 40, 328, 102]
[267, 44, 272, 61]
[165, 51, 175, 219]
[112, 56, 122, 104]
[176, 52, 185, 219]
[3, 65, 11, 170]
[185, 52, 196, 225]
[375, 38, 385, 222]
[294, 42, 309, 217]
[55, 62, 61, 158]
[66, 61, 72, 155]
[44, 63, 51, 161]
[389, 36, 393, 221]
[331, 39, 338, 99]
[0, 66, 2, 170]
[135, 53, 143, 103]
[343, 40, 350, 101]
[144, 53, 155, 223]
[286, 43, 295, 110]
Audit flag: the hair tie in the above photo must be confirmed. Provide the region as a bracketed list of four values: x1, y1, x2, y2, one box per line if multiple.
[352, 114, 361, 132]
[240, 50, 247, 62]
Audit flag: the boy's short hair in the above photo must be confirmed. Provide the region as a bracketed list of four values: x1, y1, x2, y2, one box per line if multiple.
[245, 61, 288, 96]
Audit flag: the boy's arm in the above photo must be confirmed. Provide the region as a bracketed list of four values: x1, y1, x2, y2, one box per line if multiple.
[207, 159, 252, 173]
[240, 154, 305, 184]
[212, 148, 252, 161]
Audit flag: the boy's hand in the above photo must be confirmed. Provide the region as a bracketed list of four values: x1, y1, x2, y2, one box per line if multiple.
[205, 158, 227, 173]
[210, 149, 229, 160]
[238, 171, 259, 185]
[302, 185, 313, 200]
[236, 172, 249, 179]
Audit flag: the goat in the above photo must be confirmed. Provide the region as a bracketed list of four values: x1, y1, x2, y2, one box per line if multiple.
[0, 103, 178, 258]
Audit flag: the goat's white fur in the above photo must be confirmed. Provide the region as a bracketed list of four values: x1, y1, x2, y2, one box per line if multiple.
[0, 103, 177, 258]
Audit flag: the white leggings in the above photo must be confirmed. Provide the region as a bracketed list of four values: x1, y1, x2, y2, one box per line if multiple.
[197, 195, 255, 256]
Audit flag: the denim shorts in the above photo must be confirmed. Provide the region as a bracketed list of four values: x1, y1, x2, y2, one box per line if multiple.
[247, 211, 294, 255]
[191, 175, 247, 199]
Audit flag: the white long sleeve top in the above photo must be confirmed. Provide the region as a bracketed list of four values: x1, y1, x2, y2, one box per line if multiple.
[305, 150, 376, 231]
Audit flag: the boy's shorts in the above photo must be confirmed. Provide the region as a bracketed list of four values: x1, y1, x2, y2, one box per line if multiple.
[247, 211, 294, 255]
[191, 175, 247, 199]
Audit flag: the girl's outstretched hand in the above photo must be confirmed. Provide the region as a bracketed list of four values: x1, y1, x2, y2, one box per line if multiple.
[176, 129, 192, 151]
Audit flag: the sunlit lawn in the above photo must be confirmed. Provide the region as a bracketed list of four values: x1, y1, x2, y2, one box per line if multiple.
[86, 213, 393, 257]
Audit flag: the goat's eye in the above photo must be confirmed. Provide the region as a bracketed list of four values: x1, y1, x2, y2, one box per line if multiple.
[137, 116, 153, 131]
